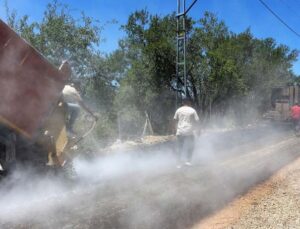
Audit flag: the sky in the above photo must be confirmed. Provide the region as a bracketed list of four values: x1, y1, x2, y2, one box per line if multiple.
[1, 0, 300, 74]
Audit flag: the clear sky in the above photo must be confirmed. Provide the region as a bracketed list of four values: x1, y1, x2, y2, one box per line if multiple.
[1, 0, 300, 74]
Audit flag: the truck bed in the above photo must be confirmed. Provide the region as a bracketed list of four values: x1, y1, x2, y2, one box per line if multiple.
[0, 20, 69, 138]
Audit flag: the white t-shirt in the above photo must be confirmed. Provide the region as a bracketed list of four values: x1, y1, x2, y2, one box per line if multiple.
[174, 106, 199, 136]
[62, 85, 82, 104]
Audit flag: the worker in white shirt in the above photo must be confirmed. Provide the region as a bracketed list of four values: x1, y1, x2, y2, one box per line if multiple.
[62, 82, 97, 135]
[173, 98, 199, 168]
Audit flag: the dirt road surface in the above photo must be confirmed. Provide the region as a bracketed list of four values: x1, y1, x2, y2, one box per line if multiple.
[196, 147, 300, 229]
[0, 124, 299, 229]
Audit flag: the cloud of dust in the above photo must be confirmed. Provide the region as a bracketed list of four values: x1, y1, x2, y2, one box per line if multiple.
[0, 166, 68, 224]
[0, 118, 296, 229]
[73, 146, 177, 183]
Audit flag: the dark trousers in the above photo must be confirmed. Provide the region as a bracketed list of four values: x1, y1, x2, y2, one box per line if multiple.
[176, 135, 195, 163]
[66, 103, 80, 131]
[292, 118, 300, 127]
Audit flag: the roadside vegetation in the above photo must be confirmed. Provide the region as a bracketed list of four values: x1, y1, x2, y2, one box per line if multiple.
[5, 0, 299, 144]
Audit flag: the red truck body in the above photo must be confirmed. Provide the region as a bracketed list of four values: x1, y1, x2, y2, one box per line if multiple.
[0, 20, 68, 138]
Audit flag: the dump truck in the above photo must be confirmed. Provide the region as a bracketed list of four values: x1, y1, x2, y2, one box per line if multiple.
[0, 19, 78, 174]
[264, 83, 300, 121]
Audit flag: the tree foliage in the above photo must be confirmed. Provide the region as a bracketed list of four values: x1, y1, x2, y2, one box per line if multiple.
[5, 0, 116, 141]
[5, 1, 299, 138]
[114, 10, 298, 131]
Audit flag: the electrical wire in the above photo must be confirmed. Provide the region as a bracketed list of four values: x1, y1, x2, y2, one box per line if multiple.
[258, 0, 300, 38]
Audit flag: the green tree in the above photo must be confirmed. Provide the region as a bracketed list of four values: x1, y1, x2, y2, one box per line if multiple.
[114, 10, 179, 135]
[186, 12, 297, 123]
[5, 0, 117, 140]
[116, 10, 298, 132]
[7, 1, 298, 137]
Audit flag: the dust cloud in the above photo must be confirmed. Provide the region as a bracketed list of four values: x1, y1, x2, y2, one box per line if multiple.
[0, 120, 296, 229]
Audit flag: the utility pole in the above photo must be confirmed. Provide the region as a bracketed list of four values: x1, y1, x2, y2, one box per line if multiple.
[176, 0, 198, 104]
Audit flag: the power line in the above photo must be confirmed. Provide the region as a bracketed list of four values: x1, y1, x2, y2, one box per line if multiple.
[185, 0, 198, 15]
[258, 0, 300, 38]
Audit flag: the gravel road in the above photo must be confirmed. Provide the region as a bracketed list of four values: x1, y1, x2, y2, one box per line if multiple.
[0, 124, 299, 229]
[229, 155, 300, 229]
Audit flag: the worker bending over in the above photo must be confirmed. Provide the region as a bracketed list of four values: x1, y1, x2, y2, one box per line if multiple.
[62, 82, 97, 135]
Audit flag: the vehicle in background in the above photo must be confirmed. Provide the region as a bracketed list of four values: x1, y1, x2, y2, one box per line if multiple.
[264, 83, 300, 122]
